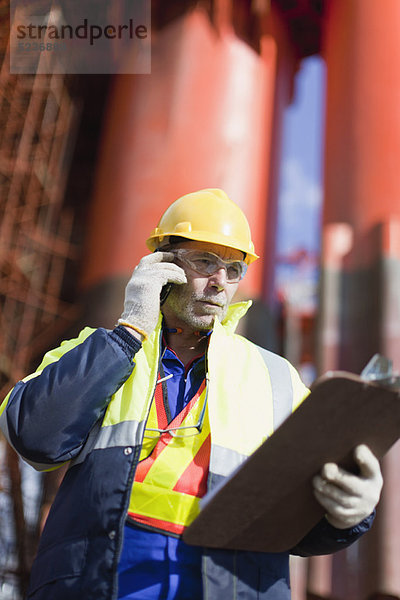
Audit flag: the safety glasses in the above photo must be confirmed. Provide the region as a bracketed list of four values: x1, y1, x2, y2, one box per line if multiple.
[170, 249, 247, 283]
[143, 377, 209, 438]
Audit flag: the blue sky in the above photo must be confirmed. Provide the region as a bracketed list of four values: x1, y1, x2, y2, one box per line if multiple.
[277, 55, 325, 257]
[275, 56, 326, 301]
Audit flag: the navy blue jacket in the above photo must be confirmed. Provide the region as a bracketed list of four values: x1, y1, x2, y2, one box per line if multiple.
[0, 327, 374, 599]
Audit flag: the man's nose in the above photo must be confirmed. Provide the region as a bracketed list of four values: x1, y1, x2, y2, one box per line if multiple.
[208, 266, 227, 290]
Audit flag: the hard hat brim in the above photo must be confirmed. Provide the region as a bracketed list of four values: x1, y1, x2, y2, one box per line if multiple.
[146, 230, 259, 265]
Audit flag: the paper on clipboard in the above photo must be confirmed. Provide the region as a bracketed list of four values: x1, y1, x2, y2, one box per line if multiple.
[183, 371, 400, 553]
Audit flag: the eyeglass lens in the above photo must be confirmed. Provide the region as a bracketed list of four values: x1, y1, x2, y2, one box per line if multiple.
[174, 250, 246, 282]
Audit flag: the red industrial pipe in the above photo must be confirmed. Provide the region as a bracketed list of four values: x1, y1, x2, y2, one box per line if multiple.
[81, 7, 282, 303]
[319, 1, 400, 597]
[323, 0, 400, 239]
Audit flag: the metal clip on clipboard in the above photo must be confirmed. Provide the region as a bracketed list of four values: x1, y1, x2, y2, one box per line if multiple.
[361, 354, 400, 390]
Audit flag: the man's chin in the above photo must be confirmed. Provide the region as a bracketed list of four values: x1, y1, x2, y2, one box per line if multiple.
[193, 317, 215, 330]
[186, 313, 216, 331]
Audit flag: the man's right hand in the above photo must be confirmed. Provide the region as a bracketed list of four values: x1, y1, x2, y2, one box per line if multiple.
[118, 252, 187, 340]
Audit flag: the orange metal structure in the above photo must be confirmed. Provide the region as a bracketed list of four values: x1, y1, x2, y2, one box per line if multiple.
[80, 2, 303, 329]
[317, 1, 400, 598]
[323, 0, 400, 244]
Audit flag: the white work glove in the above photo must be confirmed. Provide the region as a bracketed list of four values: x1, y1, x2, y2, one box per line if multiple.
[312, 444, 383, 529]
[118, 252, 186, 338]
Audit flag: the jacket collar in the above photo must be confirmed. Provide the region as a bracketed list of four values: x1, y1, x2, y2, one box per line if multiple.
[220, 300, 252, 334]
[150, 300, 252, 350]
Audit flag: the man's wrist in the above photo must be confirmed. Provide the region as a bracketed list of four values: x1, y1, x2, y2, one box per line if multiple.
[123, 325, 145, 342]
[117, 320, 148, 341]
[111, 325, 143, 356]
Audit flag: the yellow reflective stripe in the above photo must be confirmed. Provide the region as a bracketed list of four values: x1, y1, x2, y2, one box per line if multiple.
[129, 481, 201, 526]
[36, 327, 96, 371]
[141, 394, 209, 490]
[130, 390, 210, 528]
[0, 389, 12, 418]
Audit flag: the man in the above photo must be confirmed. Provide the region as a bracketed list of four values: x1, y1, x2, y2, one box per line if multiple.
[0, 189, 382, 600]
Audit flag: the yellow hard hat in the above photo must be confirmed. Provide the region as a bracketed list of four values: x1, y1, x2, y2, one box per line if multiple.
[146, 188, 259, 264]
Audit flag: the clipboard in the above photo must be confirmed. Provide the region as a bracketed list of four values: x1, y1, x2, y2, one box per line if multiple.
[183, 371, 400, 553]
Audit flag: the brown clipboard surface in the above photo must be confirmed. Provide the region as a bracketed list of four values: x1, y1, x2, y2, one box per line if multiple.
[183, 372, 400, 553]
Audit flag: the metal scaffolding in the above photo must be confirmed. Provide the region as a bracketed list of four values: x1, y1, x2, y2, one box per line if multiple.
[0, 43, 80, 398]
[0, 15, 81, 597]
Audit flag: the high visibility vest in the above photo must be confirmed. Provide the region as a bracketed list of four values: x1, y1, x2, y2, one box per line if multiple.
[128, 373, 210, 535]
[10, 301, 309, 515]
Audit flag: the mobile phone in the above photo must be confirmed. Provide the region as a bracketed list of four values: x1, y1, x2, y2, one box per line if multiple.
[160, 283, 172, 305]
[155, 248, 174, 305]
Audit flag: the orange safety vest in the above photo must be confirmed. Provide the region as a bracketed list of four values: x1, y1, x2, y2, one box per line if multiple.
[128, 372, 211, 536]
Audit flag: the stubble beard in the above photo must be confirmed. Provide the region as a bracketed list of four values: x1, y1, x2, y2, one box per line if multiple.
[163, 286, 228, 331]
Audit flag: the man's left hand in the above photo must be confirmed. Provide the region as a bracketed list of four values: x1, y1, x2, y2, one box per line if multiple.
[312, 444, 383, 529]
